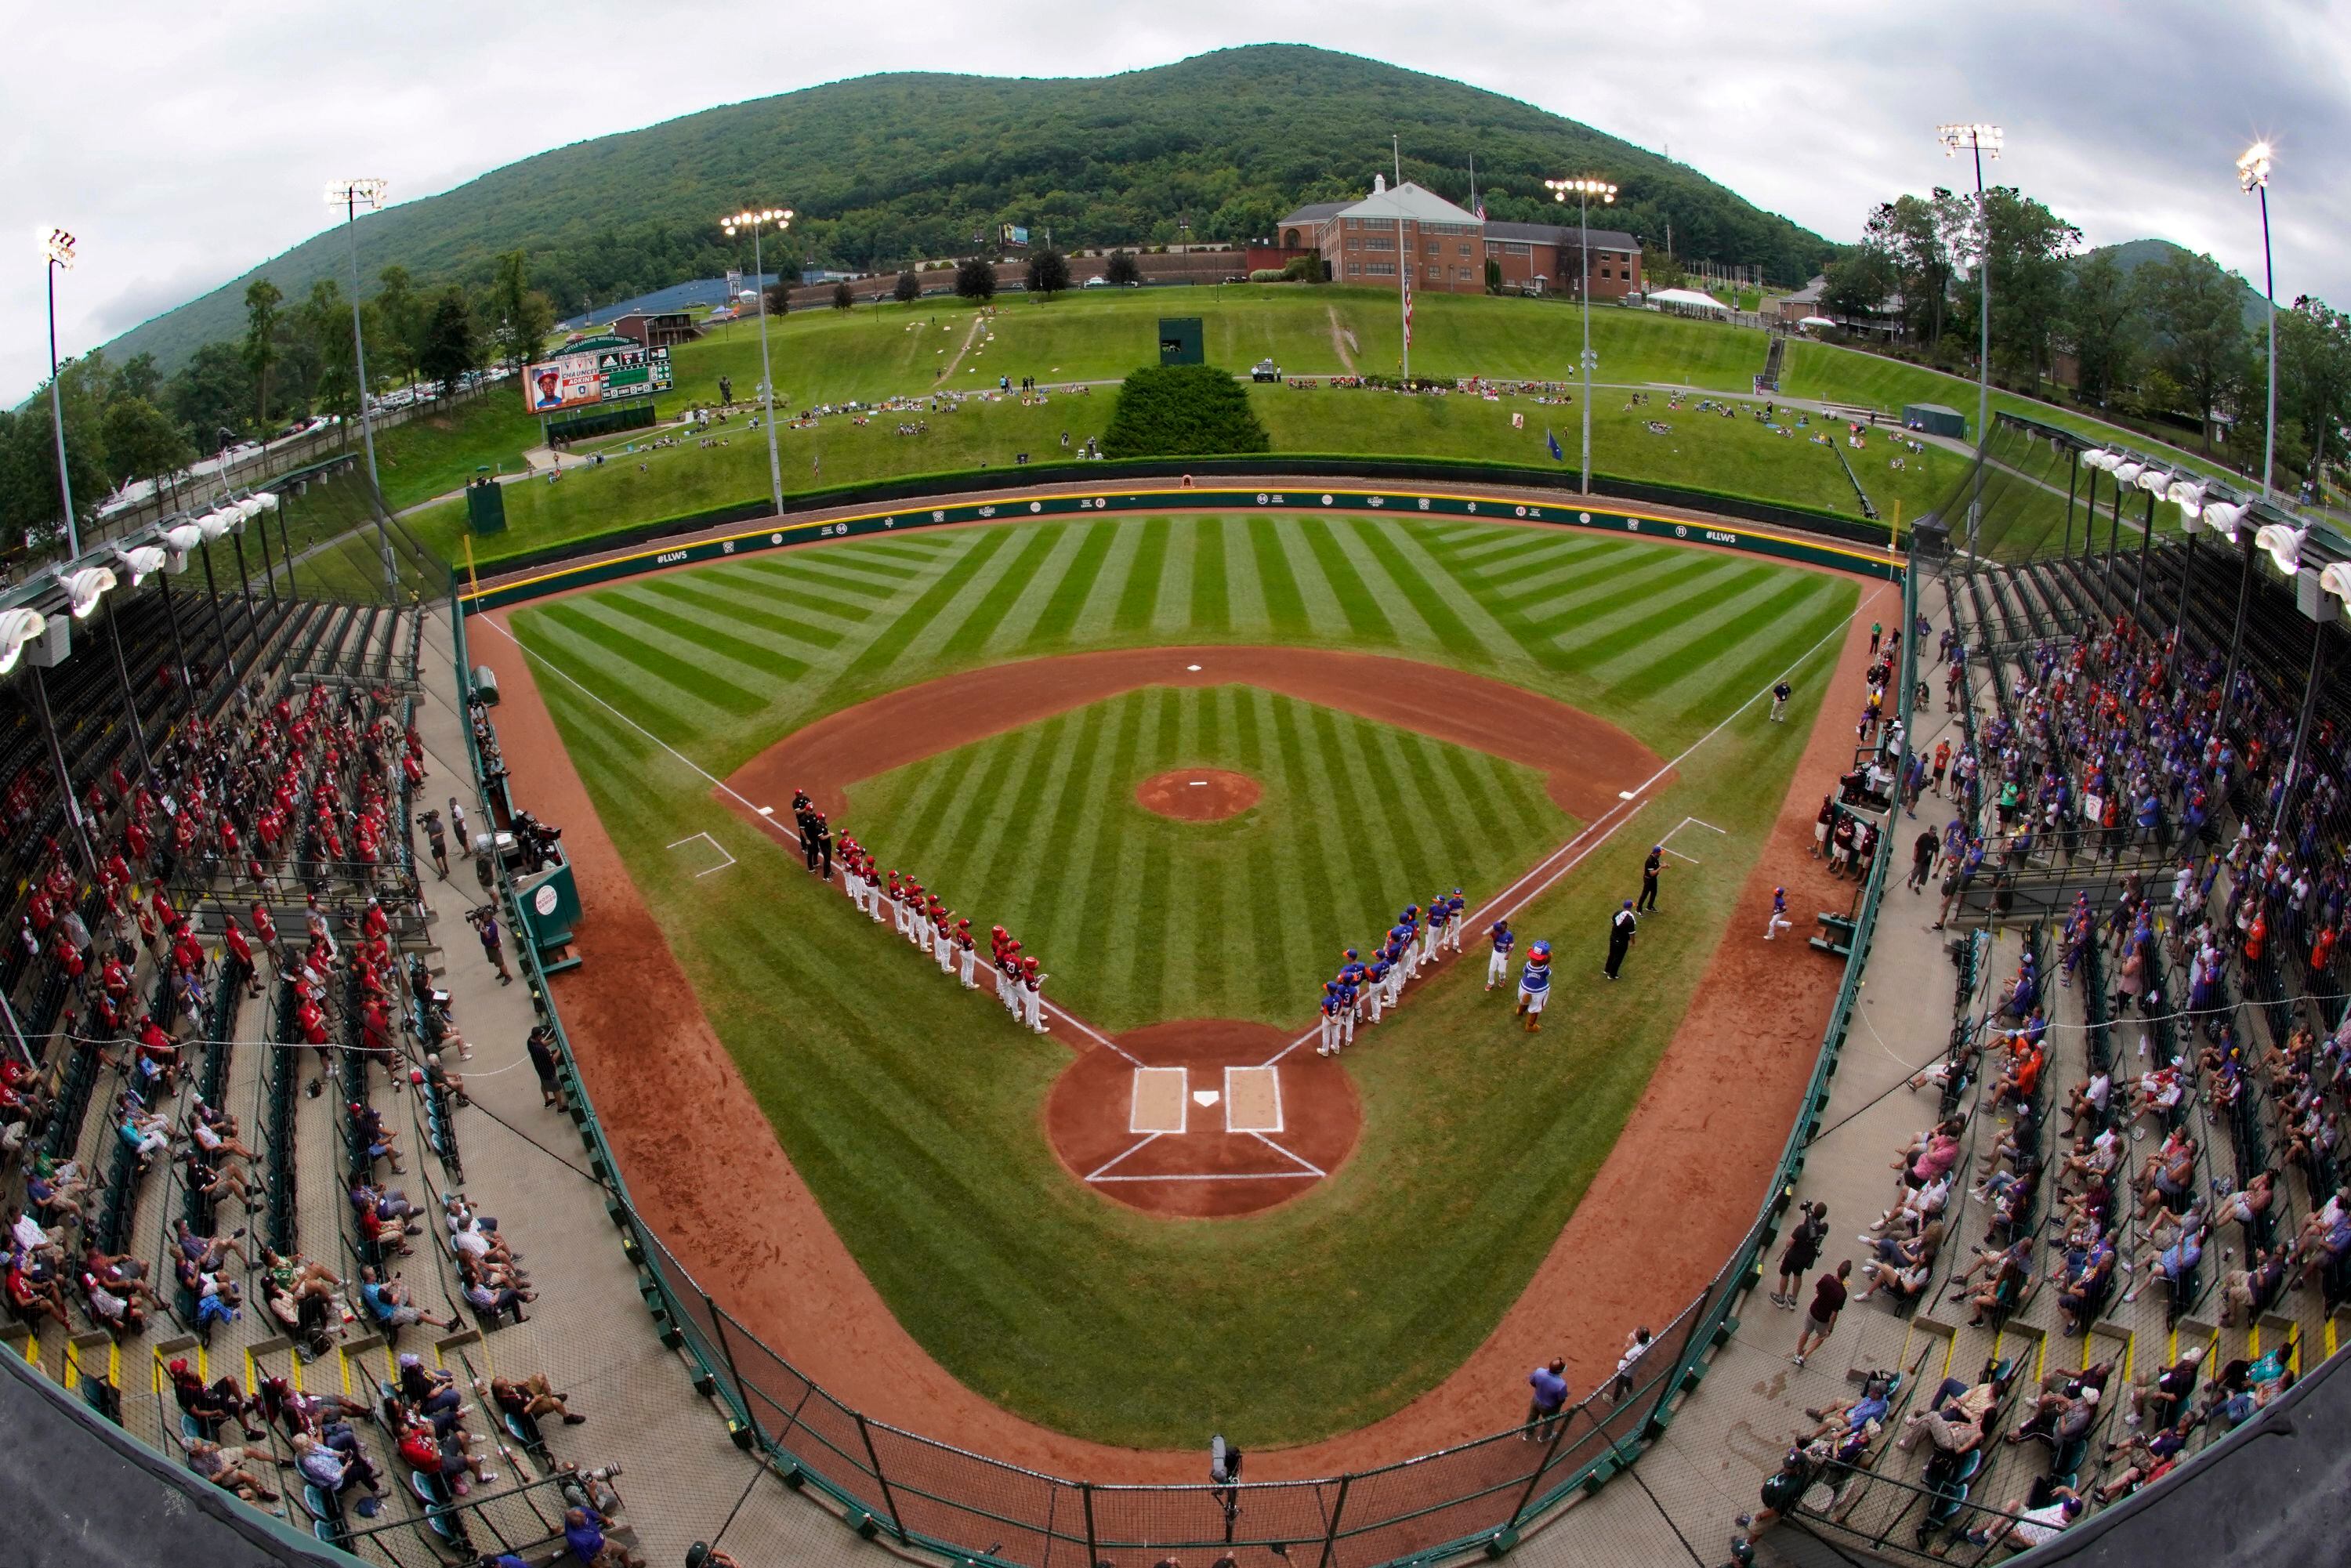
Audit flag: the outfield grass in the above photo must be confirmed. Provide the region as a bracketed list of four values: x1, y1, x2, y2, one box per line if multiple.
[847, 687, 1575, 1028]
[513, 513, 1864, 1443]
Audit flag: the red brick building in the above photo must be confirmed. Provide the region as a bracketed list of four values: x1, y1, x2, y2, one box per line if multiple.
[1273, 177, 1643, 299]
[610, 310, 701, 349]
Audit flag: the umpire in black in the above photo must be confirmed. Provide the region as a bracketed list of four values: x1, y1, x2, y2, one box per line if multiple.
[1636, 846, 1664, 912]
[1605, 900, 1638, 980]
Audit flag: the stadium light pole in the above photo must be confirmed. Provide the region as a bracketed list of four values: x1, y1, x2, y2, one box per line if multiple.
[1937, 123, 2002, 556]
[325, 178, 394, 592]
[723, 207, 794, 520]
[40, 228, 80, 560]
[1546, 177, 1616, 496]
[2237, 141, 2277, 502]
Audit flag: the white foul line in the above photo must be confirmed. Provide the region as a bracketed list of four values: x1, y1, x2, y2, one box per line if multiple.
[665, 831, 737, 878]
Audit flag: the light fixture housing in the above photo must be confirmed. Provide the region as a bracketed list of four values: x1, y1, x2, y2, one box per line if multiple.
[2111, 462, 2143, 485]
[324, 178, 389, 210]
[0, 607, 46, 675]
[2166, 479, 2207, 516]
[115, 545, 166, 586]
[1936, 123, 2005, 160]
[2237, 141, 2273, 193]
[2255, 522, 2306, 576]
[41, 227, 76, 267]
[2201, 501, 2247, 541]
[2318, 560, 2351, 610]
[60, 566, 117, 619]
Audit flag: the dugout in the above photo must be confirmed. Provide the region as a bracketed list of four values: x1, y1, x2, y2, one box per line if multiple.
[1904, 402, 1967, 440]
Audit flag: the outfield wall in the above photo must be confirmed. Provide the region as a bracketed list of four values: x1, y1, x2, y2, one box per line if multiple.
[441, 490, 1918, 1568]
[460, 478, 1900, 614]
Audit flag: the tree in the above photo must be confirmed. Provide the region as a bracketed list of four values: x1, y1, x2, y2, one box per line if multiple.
[763, 279, 793, 316]
[242, 278, 284, 429]
[166, 341, 255, 443]
[2133, 248, 2249, 449]
[1821, 246, 1898, 325]
[1100, 364, 1270, 458]
[1639, 244, 1686, 292]
[1026, 248, 1071, 298]
[955, 255, 998, 302]
[417, 287, 481, 395]
[831, 281, 854, 310]
[100, 397, 194, 491]
[2278, 295, 2351, 484]
[893, 270, 920, 304]
[110, 353, 162, 407]
[0, 359, 110, 538]
[1863, 193, 1958, 347]
[1951, 189, 2080, 385]
[2063, 250, 2137, 406]
[303, 278, 361, 421]
[1104, 249, 1142, 287]
[375, 265, 422, 386]
[489, 250, 556, 371]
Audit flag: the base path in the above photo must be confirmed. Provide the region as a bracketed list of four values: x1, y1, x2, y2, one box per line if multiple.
[1136, 768, 1259, 822]
[728, 645, 1662, 826]
[469, 551, 1886, 1480]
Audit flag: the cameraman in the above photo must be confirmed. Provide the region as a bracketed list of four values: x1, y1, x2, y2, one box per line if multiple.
[418, 809, 450, 880]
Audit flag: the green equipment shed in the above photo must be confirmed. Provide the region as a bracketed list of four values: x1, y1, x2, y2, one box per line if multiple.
[1904, 403, 1967, 440]
[1158, 317, 1204, 367]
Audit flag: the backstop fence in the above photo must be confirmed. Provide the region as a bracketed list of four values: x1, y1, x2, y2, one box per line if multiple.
[447, 526, 1918, 1567]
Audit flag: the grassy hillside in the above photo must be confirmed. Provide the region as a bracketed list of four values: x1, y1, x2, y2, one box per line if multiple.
[95, 45, 1836, 379]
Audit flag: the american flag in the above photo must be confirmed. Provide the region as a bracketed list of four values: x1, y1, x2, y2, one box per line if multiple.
[1403, 270, 1414, 348]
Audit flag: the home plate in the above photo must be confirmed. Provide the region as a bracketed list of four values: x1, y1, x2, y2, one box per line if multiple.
[1192, 1090, 1220, 1107]
[1186, 664, 1202, 672]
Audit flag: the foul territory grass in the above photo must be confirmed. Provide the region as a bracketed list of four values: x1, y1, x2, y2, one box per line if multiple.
[513, 514, 1864, 1445]
[847, 687, 1574, 1028]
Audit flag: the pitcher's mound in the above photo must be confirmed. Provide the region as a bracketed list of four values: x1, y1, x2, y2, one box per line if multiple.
[1136, 769, 1260, 822]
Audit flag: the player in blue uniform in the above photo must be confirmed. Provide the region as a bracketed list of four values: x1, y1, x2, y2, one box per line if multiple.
[1444, 889, 1468, 953]
[1516, 939, 1552, 1033]
[1765, 886, 1793, 940]
[1424, 895, 1449, 969]
[1363, 952, 1391, 1023]
[1336, 975, 1358, 1050]
[1317, 981, 1344, 1056]
[1486, 918, 1516, 990]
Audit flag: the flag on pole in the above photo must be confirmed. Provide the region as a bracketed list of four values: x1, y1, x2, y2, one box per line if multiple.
[1547, 428, 1563, 462]
[1403, 272, 1414, 349]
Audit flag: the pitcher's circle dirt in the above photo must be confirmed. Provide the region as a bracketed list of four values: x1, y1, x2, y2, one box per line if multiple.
[1135, 769, 1262, 822]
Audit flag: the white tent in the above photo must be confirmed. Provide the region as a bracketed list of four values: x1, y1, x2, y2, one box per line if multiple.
[1799, 315, 1838, 331]
[1646, 287, 1732, 317]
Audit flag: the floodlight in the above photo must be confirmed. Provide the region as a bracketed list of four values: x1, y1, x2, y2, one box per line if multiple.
[324, 179, 389, 210]
[0, 608, 45, 675]
[2201, 501, 2247, 541]
[2255, 523, 2306, 576]
[1936, 124, 2004, 159]
[2135, 467, 2170, 494]
[40, 228, 75, 267]
[2237, 141, 2273, 193]
[2111, 462, 2143, 485]
[2318, 560, 2351, 609]
[1544, 178, 1617, 205]
[60, 566, 117, 619]
[114, 545, 166, 586]
[2166, 479, 2206, 515]
[163, 523, 204, 556]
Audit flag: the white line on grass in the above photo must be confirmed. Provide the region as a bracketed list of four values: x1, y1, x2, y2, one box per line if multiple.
[665, 831, 737, 877]
[1085, 1134, 1161, 1181]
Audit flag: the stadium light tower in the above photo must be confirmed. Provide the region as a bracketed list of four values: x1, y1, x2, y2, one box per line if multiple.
[1936, 123, 2001, 556]
[2237, 140, 2277, 501]
[40, 227, 80, 559]
[1545, 177, 1616, 496]
[324, 178, 394, 590]
[723, 207, 794, 520]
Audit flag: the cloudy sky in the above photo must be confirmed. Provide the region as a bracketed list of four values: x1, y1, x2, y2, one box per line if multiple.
[5, 0, 2346, 400]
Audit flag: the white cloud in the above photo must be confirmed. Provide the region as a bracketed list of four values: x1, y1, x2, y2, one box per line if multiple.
[6, 0, 2346, 400]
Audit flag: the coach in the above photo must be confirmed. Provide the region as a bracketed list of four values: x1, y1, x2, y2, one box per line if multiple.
[1604, 900, 1638, 980]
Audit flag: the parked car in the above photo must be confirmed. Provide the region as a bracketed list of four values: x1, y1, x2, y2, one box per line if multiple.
[1082, 276, 1109, 288]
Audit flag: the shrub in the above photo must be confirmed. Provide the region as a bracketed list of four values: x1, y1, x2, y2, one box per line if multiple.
[955, 256, 997, 302]
[1105, 250, 1142, 286]
[1248, 268, 1286, 283]
[1099, 364, 1271, 459]
[893, 271, 920, 303]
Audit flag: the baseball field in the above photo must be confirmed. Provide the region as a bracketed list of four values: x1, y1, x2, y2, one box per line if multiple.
[486, 507, 1864, 1449]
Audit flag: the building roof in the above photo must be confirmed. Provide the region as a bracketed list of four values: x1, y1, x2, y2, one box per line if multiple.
[1781, 274, 1828, 306]
[1484, 221, 1641, 254]
[1277, 201, 1349, 229]
[1339, 178, 1481, 226]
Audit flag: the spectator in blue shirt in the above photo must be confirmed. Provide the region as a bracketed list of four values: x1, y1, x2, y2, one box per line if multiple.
[1524, 1358, 1570, 1442]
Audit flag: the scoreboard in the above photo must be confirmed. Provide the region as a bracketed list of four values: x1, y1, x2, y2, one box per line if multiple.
[524, 335, 674, 412]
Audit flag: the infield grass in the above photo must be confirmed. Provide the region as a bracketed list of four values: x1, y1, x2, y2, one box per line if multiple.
[847, 687, 1575, 1028]
[513, 512, 1868, 1446]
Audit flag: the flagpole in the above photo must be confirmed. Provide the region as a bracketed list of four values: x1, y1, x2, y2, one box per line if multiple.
[1395, 136, 1410, 383]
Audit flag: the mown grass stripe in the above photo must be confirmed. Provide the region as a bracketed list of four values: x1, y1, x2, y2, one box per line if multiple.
[595, 590, 813, 681]
[1607, 574, 1830, 706]
[1565, 562, 1773, 671]
[700, 562, 881, 622]
[830, 527, 1013, 695]
[640, 577, 847, 651]
[1292, 516, 1395, 643]
[1247, 517, 1311, 638]
[1395, 731, 1478, 878]
[1031, 703, 1110, 959]
[1349, 520, 1490, 665]
[806, 547, 924, 581]
[1524, 552, 1728, 639]
[1111, 517, 1170, 636]
[937, 525, 1062, 664]
[744, 556, 912, 602]
[534, 603, 766, 719]
[1675, 588, 1854, 724]
[1027, 520, 1118, 646]
[1190, 517, 1230, 635]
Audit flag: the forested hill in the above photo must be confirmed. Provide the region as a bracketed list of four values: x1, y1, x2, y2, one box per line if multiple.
[98, 44, 1837, 375]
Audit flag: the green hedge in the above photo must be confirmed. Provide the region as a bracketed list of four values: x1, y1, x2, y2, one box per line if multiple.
[1100, 364, 1271, 458]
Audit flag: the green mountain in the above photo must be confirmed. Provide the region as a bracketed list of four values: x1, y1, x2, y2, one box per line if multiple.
[96, 45, 1837, 378]
[2083, 238, 2271, 328]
